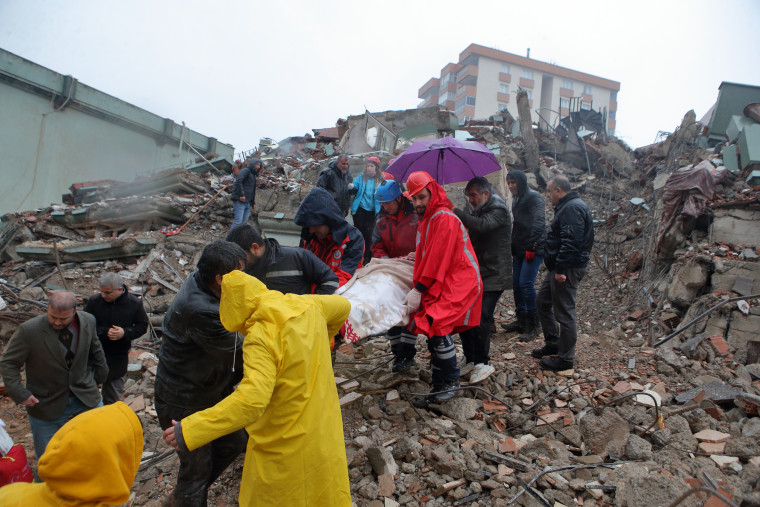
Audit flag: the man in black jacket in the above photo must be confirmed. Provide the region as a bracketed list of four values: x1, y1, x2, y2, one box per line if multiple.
[453, 177, 512, 383]
[226, 224, 339, 295]
[503, 170, 546, 341]
[531, 175, 594, 371]
[83, 273, 149, 404]
[317, 154, 354, 216]
[155, 241, 248, 506]
[231, 158, 260, 227]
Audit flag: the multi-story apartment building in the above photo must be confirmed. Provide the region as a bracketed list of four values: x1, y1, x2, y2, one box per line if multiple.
[418, 44, 621, 135]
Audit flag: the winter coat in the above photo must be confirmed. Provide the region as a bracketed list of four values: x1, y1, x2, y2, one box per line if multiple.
[454, 193, 513, 291]
[0, 401, 142, 507]
[244, 237, 339, 295]
[154, 270, 243, 410]
[508, 170, 546, 258]
[83, 285, 149, 380]
[371, 199, 419, 259]
[316, 160, 353, 214]
[544, 190, 595, 274]
[350, 174, 381, 214]
[177, 271, 352, 507]
[231, 159, 259, 204]
[411, 181, 482, 336]
[294, 188, 364, 286]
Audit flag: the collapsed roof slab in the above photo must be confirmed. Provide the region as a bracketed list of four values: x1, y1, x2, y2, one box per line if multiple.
[17, 237, 158, 263]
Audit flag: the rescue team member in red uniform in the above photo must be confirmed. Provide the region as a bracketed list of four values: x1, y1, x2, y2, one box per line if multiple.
[371, 179, 421, 372]
[401, 171, 482, 406]
[294, 187, 364, 287]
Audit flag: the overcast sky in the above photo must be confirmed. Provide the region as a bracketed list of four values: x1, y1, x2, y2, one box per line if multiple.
[2, 0, 759, 157]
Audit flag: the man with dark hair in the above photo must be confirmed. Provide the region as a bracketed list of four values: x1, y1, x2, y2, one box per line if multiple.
[231, 158, 261, 227]
[531, 175, 594, 371]
[155, 240, 248, 506]
[1, 291, 108, 462]
[317, 154, 354, 216]
[453, 176, 512, 383]
[226, 224, 338, 295]
[84, 272, 149, 404]
[294, 187, 364, 287]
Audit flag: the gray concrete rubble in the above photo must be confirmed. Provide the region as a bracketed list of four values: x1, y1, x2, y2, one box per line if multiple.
[1, 101, 760, 506]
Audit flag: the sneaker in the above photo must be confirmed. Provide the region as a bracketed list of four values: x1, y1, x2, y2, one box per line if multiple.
[392, 356, 414, 373]
[531, 343, 559, 359]
[469, 363, 495, 383]
[459, 362, 475, 378]
[433, 381, 460, 403]
[539, 357, 574, 371]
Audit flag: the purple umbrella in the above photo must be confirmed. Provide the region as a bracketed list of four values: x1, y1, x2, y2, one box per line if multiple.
[386, 136, 501, 185]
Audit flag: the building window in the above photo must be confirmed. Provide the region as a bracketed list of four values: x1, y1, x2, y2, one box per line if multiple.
[499, 83, 509, 94]
[583, 84, 592, 95]
[466, 96, 476, 106]
[610, 91, 617, 101]
[441, 72, 455, 85]
[561, 79, 574, 90]
[455, 97, 466, 115]
[581, 102, 592, 110]
[457, 85, 466, 96]
[522, 69, 533, 80]
[560, 97, 570, 109]
[501, 63, 510, 74]
[498, 103, 509, 112]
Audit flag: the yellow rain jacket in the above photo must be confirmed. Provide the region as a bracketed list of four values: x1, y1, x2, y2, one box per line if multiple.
[179, 270, 352, 507]
[0, 401, 143, 506]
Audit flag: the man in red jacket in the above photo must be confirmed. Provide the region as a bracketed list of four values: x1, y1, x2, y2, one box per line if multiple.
[401, 172, 482, 406]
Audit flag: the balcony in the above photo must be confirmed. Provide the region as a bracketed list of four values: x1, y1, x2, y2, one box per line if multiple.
[519, 77, 534, 89]
[456, 65, 478, 86]
[559, 87, 574, 98]
[498, 72, 511, 83]
[418, 77, 439, 99]
[582, 93, 593, 103]
[497, 92, 510, 103]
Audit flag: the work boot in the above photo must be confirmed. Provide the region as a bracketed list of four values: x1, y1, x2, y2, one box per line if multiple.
[518, 313, 541, 342]
[500, 310, 526, 333]
[539, 357, 574, 371]
[531, 342, 559, 359]
[391, 356, 414, 373]
[433, 381, 461, 403]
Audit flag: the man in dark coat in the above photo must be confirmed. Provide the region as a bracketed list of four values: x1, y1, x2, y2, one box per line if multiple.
[504, 170, 546, 341]
[226, 223, 339, 295]
[83, 272, 149, 404]
[155, 241, 248, 506]
[231, 158, 260, 226]
[316, 154, 354, 216]
[454, 177, 512, 383]
[531, 175, 594, 371]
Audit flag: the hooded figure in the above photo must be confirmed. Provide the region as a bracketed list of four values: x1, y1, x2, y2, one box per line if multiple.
[170, 271, 352, 507]
[294, 188, 364, 286]
[0, 401, 143, 507]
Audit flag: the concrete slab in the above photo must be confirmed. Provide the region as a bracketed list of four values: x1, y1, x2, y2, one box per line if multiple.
[675, 381, 742, 404]
[712, 260, 760, 295]
[727, 311, 760, 351]
[710, 209, 760, 249]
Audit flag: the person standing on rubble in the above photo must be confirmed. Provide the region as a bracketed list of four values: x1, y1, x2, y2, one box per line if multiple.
[294, 187, 364, 287]
[1, 291, 109, 464]
[531, 174, 594, 371]
[83, 272, 149, 404]
[154, 241, 248, 506]
[350, 156, 383, 265]
[226, 223, 339, 295]
[453, 177, 512, 384]
[231, 158, 261, 227]
[371, 179, 420, 372]
[162, 269, 352, 507]
[502, 170, 546, 341]
[401, 171, 482, 406]
[317, 154, 354, 216]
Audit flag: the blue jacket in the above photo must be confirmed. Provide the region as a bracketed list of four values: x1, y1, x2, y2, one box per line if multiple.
[350, 174, 381, 214]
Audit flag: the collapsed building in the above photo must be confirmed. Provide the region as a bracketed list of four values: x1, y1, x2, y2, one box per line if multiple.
[1, 82, 760, 506]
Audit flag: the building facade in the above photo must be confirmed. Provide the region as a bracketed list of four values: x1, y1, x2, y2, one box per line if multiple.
[418, 44, 620, 135]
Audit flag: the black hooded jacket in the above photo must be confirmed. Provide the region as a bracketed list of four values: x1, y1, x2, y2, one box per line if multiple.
[316, 160, 354, 214]
[231, 158, 259, 204]
[545, 190, 594, 274]
[508, 170, 547, 258]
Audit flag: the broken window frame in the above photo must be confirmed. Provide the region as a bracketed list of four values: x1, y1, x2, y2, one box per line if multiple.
[363, 111, 397, 155]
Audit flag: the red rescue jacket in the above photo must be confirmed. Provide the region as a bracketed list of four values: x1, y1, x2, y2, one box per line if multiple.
[304, 234, 363, 287]
[371, 200, 419, 259]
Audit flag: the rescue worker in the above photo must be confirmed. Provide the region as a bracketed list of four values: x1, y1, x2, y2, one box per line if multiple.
[294, 187, 364, 287]
[371, 179, 420, 372]
[317, 154, 354, 216]
[227, 223, 339, 295]
[453, 177, 512, 383]
[163, 270, 352, 507]
[401, 171, 482, 405]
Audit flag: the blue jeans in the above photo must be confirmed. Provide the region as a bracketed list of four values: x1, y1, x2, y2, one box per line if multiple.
[232, 200, 250, 226]
[513, 255, 543, 313]
[28, 394, 103, 461]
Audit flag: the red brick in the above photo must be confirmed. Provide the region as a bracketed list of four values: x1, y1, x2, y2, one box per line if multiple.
[708, 335, 731, 355]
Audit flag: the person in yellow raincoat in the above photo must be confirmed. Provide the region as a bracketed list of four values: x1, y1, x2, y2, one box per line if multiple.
[0, 401, 143, 506]
[163, 270, 352, 507]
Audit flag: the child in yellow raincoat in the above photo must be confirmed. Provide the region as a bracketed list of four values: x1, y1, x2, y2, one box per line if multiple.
[164, 270, 352, 507]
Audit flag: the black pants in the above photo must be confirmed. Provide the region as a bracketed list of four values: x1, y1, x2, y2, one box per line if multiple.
[156, 395, 247, 507]
[353, 207, 376, 264]
[389, 325, 417, 361]
[536, 267, 586, 362]
[460, 290, 502, 365]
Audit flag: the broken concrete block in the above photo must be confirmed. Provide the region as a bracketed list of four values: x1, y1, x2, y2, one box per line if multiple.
[377, 473, 395, 497]
[710, 455, 739, 468]
[698, 441, 726, 454]
[727, 312, 760, 351]
[366, 446, 398, 477]
[711, 260, 760, 296]
[579, 409, 630, 458]
[693, 429, 731, 443]
[438, 398, 481, 422]
[668, 259, 710, 308]
[710, 209, 760, 249]
[339, 392, 363, 407]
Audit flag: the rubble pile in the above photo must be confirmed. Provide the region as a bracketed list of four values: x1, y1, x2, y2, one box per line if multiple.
[1, 101, 760, 506]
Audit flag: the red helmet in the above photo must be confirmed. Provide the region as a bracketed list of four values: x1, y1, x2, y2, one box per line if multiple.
[367, 156, 381, 168]
[381, 171, 394, 180]
[403, 171, 434, 198]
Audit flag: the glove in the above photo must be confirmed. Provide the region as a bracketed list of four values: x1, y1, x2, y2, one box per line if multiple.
[348, 183, 355, 190]
[525, 251, 535, 262]
[402, 288, 422, 313]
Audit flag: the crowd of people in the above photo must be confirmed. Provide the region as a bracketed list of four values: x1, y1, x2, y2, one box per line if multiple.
[0, 152, 594, 506]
